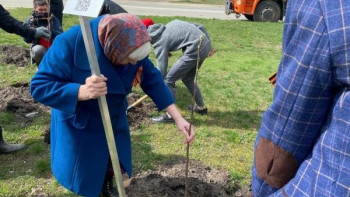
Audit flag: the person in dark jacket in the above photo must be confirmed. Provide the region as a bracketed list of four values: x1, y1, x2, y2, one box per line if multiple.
[24, 0, 63, 65]
[0, 3, 50, 154]
[0, 4, 50, 40]
[99, 0, 128, 15]
[30, 13, 195, 197]
[49, 0, 63, 25]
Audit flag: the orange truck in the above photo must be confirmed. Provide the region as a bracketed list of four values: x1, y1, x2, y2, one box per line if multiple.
[225, 0, 287, 22]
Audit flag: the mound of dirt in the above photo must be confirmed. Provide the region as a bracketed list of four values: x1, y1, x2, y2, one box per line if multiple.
[127, 92, 157, 130]
[0, 83, 156, 129]
[0, 83, 156, 143]
[0, 45, 31, 67]
[126, 160, 250, 197]
[0, 82, 48, 115]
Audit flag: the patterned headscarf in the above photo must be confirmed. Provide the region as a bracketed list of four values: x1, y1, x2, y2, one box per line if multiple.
[98, 13, 151, 65]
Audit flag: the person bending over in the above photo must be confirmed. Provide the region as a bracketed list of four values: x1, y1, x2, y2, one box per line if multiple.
[30, 13, 195, 197]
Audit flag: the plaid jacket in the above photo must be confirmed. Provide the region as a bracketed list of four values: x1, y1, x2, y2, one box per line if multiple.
[251, 0, 350, 196]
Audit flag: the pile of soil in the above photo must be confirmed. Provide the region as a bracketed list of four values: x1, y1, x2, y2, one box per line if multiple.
[0, 82, 48, 115]
[127, 92, 157, 130]
[0, 84, 156, 143]
[0, 45, 31, 67]
[126, 160, 236, 197]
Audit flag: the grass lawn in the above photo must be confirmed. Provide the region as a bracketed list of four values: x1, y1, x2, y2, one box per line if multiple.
[0, 8, 283, 196]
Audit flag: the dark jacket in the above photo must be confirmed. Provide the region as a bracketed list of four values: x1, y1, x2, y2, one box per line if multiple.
[23, 13, 63, 45]
[0, 4, 36, 38]
[50, 0, 63, 24]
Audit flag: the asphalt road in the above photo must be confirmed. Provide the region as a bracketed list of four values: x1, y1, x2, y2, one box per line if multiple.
[1, 0, 245, 20]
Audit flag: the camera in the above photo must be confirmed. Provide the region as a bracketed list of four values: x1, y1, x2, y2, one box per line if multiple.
[30, 11, 50, 27]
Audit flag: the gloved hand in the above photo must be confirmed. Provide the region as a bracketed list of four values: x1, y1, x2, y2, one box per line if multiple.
[34, 27, 51, 39]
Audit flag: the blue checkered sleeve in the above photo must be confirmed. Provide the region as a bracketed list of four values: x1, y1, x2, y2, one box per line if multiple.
[252, 0, 350, 196]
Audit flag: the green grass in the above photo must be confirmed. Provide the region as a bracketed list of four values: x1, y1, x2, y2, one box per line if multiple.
[0, 8, 283, 196]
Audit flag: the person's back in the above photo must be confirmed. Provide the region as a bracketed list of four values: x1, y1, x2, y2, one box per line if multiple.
[150, 20, 211, 58]
[148, 19, 213, 123]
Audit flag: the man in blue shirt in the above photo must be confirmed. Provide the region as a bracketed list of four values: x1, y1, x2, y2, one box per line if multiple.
[251, 0, 350, 196]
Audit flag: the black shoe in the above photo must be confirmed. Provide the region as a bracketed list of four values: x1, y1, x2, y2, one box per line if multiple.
[152, 114, 175, 124]
[100, 176, 119, 197]
[0, 126, 25, 154]
[186, 105, 208, 115]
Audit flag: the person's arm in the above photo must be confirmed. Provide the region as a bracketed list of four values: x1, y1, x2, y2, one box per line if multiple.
[0, 4, 36, 38]
[23, 18, 34, 43]
[165, 104, 195, 143]
[139, 58, 195, 143]
[154, 46, 169, 78]
[30, 30, 80, 114]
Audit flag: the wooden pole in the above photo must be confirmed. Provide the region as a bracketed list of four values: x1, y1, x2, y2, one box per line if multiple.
[185, 34, 204, 197]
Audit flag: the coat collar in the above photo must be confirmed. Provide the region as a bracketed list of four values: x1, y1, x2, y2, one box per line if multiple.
[74, 16, 126, 95]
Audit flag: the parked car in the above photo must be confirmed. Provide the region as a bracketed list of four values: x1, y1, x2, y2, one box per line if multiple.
[225, 0, 287, 22]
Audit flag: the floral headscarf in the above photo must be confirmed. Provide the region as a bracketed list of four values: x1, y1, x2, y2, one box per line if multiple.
[98, 13, 151, 65]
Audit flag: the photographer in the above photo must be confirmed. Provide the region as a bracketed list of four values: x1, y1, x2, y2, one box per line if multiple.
[0, 3, 55, 154]
[24, 0, 62, 65]
[0, 4, 49, 40]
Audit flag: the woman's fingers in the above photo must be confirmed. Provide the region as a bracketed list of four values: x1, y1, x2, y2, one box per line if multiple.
[85, 75, 108, 98]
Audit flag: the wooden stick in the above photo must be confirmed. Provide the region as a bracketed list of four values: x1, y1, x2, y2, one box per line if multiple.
[127, 95, 148, 112]
[185, 34, 204, 197]
[79, 16, 126, 197]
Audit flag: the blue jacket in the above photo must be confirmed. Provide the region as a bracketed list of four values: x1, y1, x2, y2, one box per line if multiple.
[30, 17, 174, 197]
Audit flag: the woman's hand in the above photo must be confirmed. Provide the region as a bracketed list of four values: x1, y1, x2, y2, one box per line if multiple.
[175, 117, 195, 144]
[78, 74, 108, 101]
[166, 104, 195, 144]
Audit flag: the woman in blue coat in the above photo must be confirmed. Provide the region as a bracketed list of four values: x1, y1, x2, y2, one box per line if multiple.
[30, 13, 195, 197]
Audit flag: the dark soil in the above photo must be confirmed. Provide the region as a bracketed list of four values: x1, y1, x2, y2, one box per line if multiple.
[0, 45, 31, 67]
[127, 92, 157, 130]
[0, 84, 156, 144]
[0, 82, 49, 115]
[125, 160, 249, 197]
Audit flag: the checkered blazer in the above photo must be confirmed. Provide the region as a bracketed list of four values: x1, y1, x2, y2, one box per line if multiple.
[251, 0, 350, 196]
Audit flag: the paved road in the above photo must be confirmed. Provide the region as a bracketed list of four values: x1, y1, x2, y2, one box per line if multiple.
[1, 0, 245, 20]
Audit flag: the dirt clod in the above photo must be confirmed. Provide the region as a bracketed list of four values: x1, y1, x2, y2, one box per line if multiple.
[0, 82, 49, 115]
[127, 92, 157, 130]
[0, 45, 31, 67]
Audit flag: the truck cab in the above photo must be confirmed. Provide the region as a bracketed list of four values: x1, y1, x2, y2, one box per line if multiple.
[225, 0, 287, 22]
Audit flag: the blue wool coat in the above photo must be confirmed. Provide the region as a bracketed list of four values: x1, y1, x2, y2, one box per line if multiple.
[30, 17, 174, 197]
[252, 0, 350, 196]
